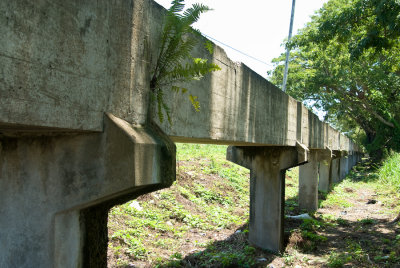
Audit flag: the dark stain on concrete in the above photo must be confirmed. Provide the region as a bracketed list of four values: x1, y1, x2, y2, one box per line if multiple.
[80, 17, 92, 37]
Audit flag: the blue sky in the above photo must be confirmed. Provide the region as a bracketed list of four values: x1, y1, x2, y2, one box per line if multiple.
[154, 0, 328, 78]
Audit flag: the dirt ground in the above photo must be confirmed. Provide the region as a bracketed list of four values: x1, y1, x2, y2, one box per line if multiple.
[108, 157, 400, 267]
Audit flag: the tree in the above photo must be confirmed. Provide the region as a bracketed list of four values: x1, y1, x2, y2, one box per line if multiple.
[270, 0, 400, 161]
[150, 0, 221, 123]
[317, 0, 400, 59]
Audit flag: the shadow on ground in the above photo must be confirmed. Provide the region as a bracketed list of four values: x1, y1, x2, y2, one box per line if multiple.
[153, 166, 400, 267]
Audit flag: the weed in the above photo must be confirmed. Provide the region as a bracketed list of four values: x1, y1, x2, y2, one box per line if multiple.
[378, 152, 400, 190]
[283, 253, 294, 265]
[328, 252, 352, 267]
[359, 218, 375, 225]
[336, 217, 350, 226]
[300, 219, 323, 231]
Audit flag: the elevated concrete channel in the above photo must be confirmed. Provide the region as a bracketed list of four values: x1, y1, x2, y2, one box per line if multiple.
[0, 0, 362, 266]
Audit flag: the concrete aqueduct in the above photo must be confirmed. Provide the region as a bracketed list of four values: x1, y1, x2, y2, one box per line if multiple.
[0, 0, 362, 266]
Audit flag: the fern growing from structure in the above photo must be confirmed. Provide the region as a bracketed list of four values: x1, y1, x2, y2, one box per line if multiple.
[150, 0, 221, 123]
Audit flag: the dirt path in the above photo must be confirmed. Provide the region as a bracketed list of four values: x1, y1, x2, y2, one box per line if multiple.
[267, 183, 400, 267]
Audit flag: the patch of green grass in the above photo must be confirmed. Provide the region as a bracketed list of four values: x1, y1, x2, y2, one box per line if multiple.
[336, 217, 350, 226]
[320, 193, 353, 208]
[327, 239, 370, 267]
[193, 183, 233, 205]
[286, 167, 299, 200]
[328, 252, 352, 268]
[378, 152, 400, 190]
[358, 218, 375, 225]
[109, 144, 253, 266]
[176, 143, 227, 162]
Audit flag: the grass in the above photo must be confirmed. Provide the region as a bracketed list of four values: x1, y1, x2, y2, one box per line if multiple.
[108, 144, 253, 266]
[378, 152, 400, 191]
[108, 145, 400, 267]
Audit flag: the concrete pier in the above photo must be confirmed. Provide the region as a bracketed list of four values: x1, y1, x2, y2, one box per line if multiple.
[339, 152, 349, 180]
[0, 114, 175, 267]
[227, 143, 308, 253]
[299, 149, 332, 211]
[299, 151, 319, 212]
[318, 149, 333, 192]
[331, 151, 342, 184]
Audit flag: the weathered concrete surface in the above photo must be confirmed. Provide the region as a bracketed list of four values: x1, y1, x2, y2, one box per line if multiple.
[0, 114, 175, 267]
[319, 161, 331, 192]
[299, 151, 319, 212]
[339, 152, 349, 180]
[331, 151, 342, 184]
[318, 149, 333, 192]
[299, 149, 333, 211]
[227, 143, 308, 253]
[1, 0, 164, 131]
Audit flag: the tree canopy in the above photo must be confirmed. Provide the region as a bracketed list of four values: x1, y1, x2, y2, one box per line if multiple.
[270, 0, 400, 160]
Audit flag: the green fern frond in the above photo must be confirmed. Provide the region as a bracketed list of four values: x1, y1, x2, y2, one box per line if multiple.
[151, 0, 221, 124]
[182, 4, 211, 26]
[168, 0, 185, 16]
[188, 94, 200, 112]
[205, 40, 214, 54]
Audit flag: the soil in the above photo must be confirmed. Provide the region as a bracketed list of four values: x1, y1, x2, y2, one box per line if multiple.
[108, 161, 400, 267]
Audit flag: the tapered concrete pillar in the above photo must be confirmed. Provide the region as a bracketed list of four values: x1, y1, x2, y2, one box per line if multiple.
[227, 143, 308, 253]
[299, 151, 319, 211]
[352, 153, 358, 167]
[0, 114, 175, 268]
[330, 151, 341, 184]
[339, 151, 349, 180]
[318, 149, 333, 192]
[299, 149, 332, 211]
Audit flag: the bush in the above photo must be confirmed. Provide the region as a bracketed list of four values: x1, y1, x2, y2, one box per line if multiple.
[378, 152, 400, 190]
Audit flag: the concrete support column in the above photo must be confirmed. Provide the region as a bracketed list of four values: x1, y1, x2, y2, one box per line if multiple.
[299, 151, 318, 211]
[330, 151, 341, 184]
[299, 149, 332, 211]
[339, 151, 349, 180]
[331, 158, 340, 183]
[351, 154, 356, 168]
[318, 149, 334, 193]
[0, 114, 175, 268]
[318, 161, 331, 192]
[227, 143, 308, 253]
[353, 153, 358, 167]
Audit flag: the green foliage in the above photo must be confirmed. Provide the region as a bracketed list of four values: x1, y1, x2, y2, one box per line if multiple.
[270, 0, 400, 160]
[109, 144, 252, 266]
[317, 0, 400, 59]
[151, 0, 221, 123]
[328, 252, 352, 268]
[378, 152, 400, 190]
[320, 181, 355, 209]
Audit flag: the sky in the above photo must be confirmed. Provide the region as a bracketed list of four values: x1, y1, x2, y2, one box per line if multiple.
[154, 0, 329, 79]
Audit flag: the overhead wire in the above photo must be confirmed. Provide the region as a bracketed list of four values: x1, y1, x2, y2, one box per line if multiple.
[202, 33, 274, 67]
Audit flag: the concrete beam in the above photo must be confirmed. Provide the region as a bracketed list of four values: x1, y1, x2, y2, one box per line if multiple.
[227, 143, 308, 253]
[0, 113, 175, 267]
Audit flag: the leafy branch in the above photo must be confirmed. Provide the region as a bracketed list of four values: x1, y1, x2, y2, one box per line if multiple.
[150, 0, 221, 124]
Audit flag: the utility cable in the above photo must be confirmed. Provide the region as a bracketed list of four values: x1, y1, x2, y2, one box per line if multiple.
[202, 33, 274, 67]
